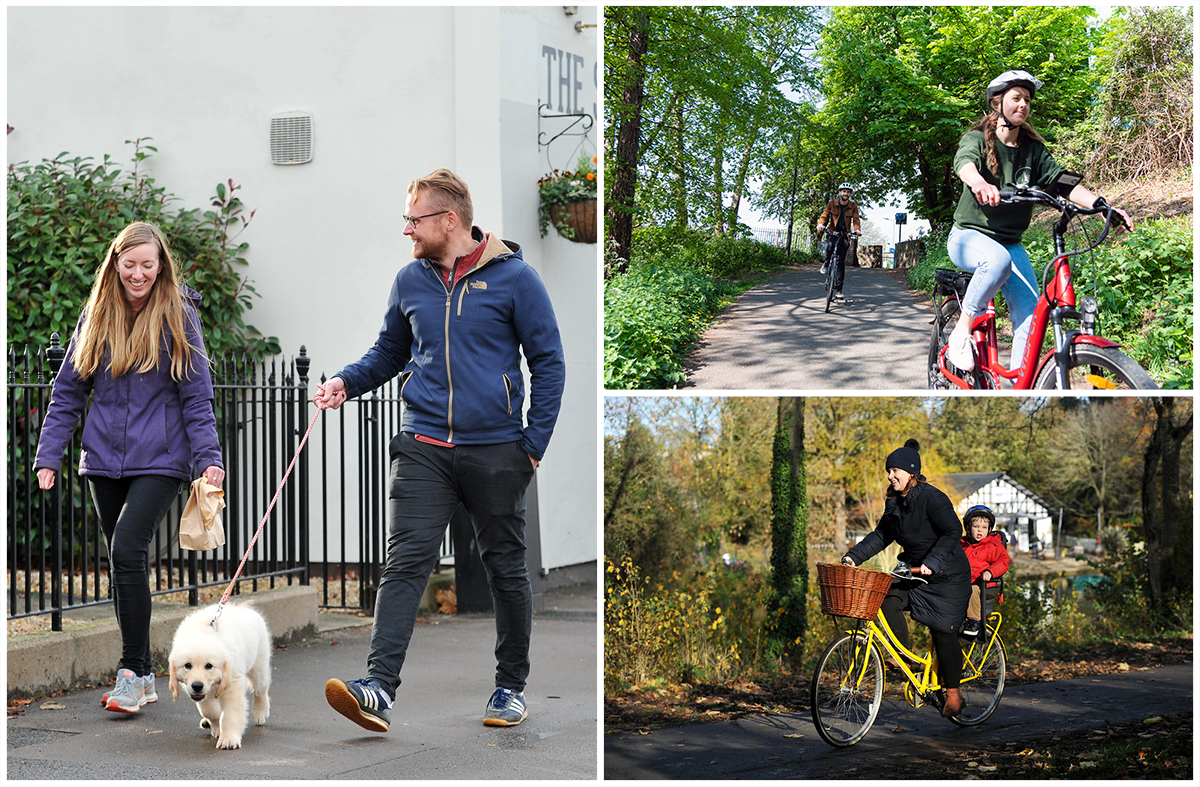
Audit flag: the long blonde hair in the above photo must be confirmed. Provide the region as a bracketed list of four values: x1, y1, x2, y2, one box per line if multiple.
[72, 222, 198, 381]
[967, 92, 1047, 178]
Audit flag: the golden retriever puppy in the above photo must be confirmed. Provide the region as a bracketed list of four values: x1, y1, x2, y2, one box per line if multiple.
[168, 603, 272, 750]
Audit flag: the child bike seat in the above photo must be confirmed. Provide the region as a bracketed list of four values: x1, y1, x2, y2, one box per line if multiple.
[934, 268, 972, 298]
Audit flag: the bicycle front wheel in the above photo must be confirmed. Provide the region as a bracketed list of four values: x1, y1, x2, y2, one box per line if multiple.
[824, 265, 835, 313]
[810, 631, 883, 747]
[1033, 344, 1158, 390]
[950, 627, 1006, 726]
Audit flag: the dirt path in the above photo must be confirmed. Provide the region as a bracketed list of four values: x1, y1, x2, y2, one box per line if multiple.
[603, 663, 1191, 780]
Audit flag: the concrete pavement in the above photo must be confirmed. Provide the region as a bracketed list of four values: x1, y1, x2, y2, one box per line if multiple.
[6, 582, 597, 780]
[685, 266, 932, 390]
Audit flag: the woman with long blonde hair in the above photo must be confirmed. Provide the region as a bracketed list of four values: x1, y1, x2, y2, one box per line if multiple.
[34, 221, 225, 715]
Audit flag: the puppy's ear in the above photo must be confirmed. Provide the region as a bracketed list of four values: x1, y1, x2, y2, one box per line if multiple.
[169, 663, 180, 701]
[214, 661, 229, 699]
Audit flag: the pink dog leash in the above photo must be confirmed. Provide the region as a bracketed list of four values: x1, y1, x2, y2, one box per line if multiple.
[210, 410, 321, 627]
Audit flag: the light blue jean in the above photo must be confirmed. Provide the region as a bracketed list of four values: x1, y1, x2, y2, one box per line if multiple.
[946, 226, 1041, 366]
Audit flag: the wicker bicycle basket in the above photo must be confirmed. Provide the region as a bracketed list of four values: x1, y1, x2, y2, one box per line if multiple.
[816, 562, 894, 620]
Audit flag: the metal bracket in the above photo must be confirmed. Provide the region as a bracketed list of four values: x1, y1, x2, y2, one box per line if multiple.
[538, 101, 593, 149]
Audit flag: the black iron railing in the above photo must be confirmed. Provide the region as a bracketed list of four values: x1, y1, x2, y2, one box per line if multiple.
[7, 337, 447, 629]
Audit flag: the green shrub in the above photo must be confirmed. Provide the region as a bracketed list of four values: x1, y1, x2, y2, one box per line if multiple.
[604, 259, 738, 389]
[7, 139, 279, 358]
[1074, 217, 1192, 387]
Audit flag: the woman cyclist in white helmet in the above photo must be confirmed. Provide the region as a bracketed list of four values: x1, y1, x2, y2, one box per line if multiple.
[944, 70, 1134, 371]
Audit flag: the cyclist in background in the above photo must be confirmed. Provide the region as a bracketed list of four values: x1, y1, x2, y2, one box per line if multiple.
[944, 70, 1134, 371]
[816, 182, 861, 302]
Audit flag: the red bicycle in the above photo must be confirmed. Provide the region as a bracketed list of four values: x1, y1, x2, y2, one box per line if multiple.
[928, 175, 1157, 390]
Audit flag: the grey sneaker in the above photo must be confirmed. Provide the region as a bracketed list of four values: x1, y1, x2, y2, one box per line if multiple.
[820, 262, 829, 275]
[325, 678, 391, 733]
[483, 688, 528, 727]
[104, 669, 144, 714]
[101, 672, 156, 707]
[835, 291, 846, 301]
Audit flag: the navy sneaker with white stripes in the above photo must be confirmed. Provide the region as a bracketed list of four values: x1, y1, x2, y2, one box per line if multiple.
[483, 687, 528, 727]
[325, 677, 392, 733]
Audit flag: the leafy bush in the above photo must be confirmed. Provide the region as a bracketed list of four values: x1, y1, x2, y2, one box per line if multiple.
[604, 260, 737, 389]
[604, 555, 775, 691]
[1074, 217, 1192, 387]
[7, 139, 279, 358]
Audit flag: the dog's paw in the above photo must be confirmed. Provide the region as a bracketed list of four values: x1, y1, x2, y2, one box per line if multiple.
[216, 735, 242, 750]
[253, 712, 269, 726]
[199, 718, 211, 730]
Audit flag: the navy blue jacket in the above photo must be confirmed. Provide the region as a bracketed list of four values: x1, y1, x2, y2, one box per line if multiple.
[34, 287, 223, 481]
[335, 230, 565, 461]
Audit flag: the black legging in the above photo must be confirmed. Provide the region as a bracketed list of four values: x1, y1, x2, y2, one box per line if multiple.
[880, 590, 963, 689]
[89, 475, 182, 676]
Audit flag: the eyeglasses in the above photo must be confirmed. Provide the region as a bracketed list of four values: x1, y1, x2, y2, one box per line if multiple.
[402, 210, 449, 228]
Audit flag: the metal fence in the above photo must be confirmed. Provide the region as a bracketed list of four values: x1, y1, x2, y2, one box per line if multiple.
[7, 337, 446, 630]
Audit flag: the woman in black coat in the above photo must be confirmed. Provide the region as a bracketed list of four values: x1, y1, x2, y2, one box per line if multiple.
[842, 439, 971, 717]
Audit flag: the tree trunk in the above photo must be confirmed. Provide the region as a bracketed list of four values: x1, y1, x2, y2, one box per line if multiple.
[1142, 398, 1193, 605]
[670, 88, 688, 226]
[728, 135, 758, 233]
[608, 8, 650, 274]
[770, 396, 807, 669]
[712, 137, 725, 234]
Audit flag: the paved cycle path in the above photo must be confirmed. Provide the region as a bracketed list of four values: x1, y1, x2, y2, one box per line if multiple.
[685, 266, 932, 390]
[604, 663, 1191, 780]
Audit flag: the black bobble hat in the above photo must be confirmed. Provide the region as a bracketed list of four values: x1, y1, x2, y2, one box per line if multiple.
[885, 439, 921, 475]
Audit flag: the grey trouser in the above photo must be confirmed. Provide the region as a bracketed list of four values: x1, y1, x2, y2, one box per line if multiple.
[367, 432, 536, 698]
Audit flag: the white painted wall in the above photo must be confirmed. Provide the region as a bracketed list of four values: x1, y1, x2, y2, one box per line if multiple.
[7, 6, 599, 572]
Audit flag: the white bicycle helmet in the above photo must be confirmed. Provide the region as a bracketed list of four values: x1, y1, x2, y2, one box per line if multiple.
[987, 70, 1042, 101]
[837, 182, 854, 192]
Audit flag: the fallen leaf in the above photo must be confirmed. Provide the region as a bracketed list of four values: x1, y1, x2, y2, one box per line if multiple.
[1079, 752, 1102, 761]
[1117, 662, 1130, 671]
[978, 765, 998, 772]
[783, 733, 803, 739]
[967, 761, 979, 768]
[148, 730, 163, 734]
[1144, 716, 1163, 725]
[892, 724, 905, 733]
[1080, 762, 1097, 769]
[40, 702, 66, 710]
[9, 699, 33, 707]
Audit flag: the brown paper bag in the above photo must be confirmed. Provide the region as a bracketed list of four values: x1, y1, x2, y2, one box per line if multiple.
[180, 476, 226, 551]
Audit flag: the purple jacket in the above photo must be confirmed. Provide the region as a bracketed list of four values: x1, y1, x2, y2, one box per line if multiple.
[34, 287, 223, 481]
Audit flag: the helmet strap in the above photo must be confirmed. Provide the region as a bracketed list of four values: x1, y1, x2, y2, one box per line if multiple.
[995, 108, 1018, 131]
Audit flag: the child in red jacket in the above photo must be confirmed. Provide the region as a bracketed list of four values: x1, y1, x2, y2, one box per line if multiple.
[960, 505, 1010, 637]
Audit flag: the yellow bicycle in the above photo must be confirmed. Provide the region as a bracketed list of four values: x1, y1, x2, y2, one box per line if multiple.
[810, 563, 1007, 747]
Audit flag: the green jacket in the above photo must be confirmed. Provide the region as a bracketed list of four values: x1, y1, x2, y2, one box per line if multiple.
[952, 129, 1065, 245]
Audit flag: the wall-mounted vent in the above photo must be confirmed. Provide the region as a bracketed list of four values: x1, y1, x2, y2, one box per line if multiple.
[270, 112, 312, 165]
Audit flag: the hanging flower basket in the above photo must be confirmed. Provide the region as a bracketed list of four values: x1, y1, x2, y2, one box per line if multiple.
[538, 153, 598, 244]
[548, 198, 597, 243]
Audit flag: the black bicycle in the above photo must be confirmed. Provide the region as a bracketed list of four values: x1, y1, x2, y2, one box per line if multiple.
[822, 229, 855, 313]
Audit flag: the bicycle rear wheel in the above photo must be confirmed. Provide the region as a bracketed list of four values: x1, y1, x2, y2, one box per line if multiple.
[950, 626, 1006, 726]
[1033, 344, 1157, 390]
[810, 631, 883, 746]
[928, 299, 958, 388]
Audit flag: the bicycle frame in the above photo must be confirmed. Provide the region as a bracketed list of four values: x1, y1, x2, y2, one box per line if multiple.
[842, 609, 1003, 698]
